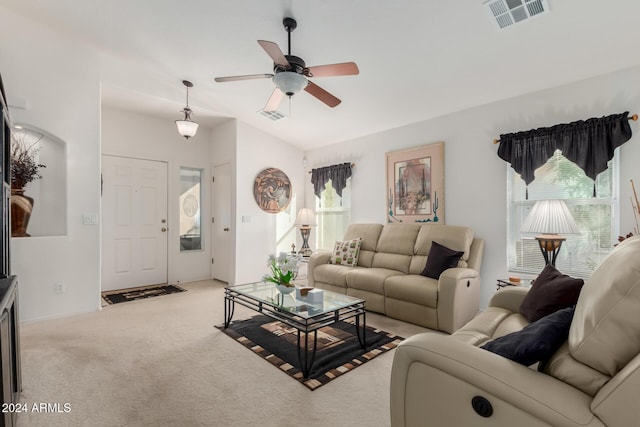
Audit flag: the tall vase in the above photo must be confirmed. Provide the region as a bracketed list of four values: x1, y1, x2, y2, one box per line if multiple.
[11, 189, 34, 237]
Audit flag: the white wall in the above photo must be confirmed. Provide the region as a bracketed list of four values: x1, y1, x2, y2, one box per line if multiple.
[1, 7, 102, 322]
[235, 122, 305, 285]
[101, 106, 215, 285]
[305, 65, 640, 308]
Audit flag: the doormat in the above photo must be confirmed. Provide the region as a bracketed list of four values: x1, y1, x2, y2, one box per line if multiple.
[102, 284, 186, 305]
[216, 315, 403, 390]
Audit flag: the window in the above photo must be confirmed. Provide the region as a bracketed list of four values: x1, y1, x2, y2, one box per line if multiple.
[179, 167, 202, 251]
[315, 179, 351, 250]
[507, 150, 617, 278]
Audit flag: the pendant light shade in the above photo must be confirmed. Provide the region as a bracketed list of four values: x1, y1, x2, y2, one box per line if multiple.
[176, 80, 199, 139]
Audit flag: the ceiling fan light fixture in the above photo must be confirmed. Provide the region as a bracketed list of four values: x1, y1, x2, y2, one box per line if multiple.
[176, 80, 199, 139]
[273, 72, 308, 96]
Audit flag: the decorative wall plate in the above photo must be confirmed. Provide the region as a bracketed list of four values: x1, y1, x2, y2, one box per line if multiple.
[254, 168, 292, 213]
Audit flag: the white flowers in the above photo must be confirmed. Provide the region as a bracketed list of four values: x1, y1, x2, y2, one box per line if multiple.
[262, 252, 300, 287]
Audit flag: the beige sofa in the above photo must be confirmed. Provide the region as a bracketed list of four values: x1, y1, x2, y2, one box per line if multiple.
[390, 235, 640, 427]
[307, 223, 484, 333]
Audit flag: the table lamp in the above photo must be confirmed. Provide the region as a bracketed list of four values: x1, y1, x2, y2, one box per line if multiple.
[294, 208, 317, 257]
[521, 200, 580, 266]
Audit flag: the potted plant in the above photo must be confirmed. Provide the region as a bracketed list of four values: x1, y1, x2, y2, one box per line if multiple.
[262, 252, 300, 294]
[10, 131, 45, 237]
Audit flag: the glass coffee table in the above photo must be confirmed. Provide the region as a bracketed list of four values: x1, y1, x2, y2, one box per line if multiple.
[224, 282, 367, 378]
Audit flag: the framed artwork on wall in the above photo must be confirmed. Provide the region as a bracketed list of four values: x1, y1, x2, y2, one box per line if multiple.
[253, 167, 292, 213]
[386, 142, 444, 223]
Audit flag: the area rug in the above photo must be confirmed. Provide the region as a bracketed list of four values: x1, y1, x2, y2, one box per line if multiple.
[217, 315, 403, 390]
[102, 284, 186, 305]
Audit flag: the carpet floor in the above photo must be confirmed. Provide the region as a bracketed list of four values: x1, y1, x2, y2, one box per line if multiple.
[218, 314, 403, 390]
[17, 280, 430, 427]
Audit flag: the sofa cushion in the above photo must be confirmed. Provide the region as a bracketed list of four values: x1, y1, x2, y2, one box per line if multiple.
[568, 235, 640, 377]
[313, 264, 357, 288]
[330, 238, 362, 266]
[346, 268, 403, 294]
[519, 264, 584, 322]
[376, 223, 420, 255]
[384, 274, 438, 308]
[481, 306, 575, 366]
[343, 223, 383, 268]
[452, 306, 528, 346]
[421, 241, 464, 279]
[414, 224, 474, 263]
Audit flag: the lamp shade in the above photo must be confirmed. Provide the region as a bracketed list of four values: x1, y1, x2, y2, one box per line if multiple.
[176, 117, 199, 139]
[273, 72, 308, 96]
[295, 208, 317, 227]
[521, 200, 579, 235]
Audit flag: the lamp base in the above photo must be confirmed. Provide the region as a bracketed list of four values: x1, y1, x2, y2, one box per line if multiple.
[535, 234, 566, 266]
[298, 227, 312, 257]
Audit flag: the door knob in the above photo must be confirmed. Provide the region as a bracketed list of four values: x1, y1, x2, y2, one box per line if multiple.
[223, 227, 230, 231]
[161, 227, 167, 232]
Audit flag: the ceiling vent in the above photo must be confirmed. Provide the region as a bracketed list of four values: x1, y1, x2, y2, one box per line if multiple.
[484, 0, 549, 29]
[258, 109, 287, 122]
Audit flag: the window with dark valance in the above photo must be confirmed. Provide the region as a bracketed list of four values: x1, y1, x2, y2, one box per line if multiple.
[310, 163, 352, 205]
[497, 112, 633, 197]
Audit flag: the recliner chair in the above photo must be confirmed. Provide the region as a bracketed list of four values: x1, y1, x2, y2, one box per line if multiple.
[390, 235, 640, 427]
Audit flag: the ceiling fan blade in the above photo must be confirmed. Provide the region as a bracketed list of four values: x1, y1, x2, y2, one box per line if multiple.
[263, 88, 285, 112]
[305, 62, 359, 78]
[257, 40, 290, 68]
[304, 81, 341, 108]
[214, 74, 273, 83]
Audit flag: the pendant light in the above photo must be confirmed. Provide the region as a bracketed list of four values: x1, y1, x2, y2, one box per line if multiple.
[176, 80, 199, 139]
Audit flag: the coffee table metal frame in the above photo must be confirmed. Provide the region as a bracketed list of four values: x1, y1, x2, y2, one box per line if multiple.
[224, 283, 367, 378]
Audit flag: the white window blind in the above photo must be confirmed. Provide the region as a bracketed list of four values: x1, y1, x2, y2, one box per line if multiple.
[507, 150, 618, 278]
[315, 179, 351, 251]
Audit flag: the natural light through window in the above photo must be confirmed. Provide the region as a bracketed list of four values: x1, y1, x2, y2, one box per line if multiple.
[315, 179, 351, 251]
[507, 150, 617, 278]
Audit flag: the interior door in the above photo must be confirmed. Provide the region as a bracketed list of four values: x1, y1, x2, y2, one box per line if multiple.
[102, 155, 168, 291]
[212, 162, 232, 283]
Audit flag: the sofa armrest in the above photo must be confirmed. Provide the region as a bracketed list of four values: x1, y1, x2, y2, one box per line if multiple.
[307, 250, 331, 287]
[488, 286, 530, 313]
[390, 333, 602, 427]
[437, 268, 481, 334]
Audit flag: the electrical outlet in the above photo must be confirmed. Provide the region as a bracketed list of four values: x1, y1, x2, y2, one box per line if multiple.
[54, 282, 65, 294]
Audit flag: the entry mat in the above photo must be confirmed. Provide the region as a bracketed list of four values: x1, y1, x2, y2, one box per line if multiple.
[217, 315, 403, 390]
[102, 284, 186, 305]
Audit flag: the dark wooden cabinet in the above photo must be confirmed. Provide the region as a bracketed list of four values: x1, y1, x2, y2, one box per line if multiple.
[0, 73, 21, 427]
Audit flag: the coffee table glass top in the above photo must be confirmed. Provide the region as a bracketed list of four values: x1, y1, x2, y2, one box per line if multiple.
[226, 282, 364, 319]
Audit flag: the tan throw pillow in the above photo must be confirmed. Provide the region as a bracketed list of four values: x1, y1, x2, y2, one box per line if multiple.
[330, 238, 362, 266]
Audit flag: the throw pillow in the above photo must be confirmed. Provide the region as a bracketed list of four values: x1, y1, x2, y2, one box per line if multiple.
[421, 241, 464, 279]
[481, 306, 575, 367]
[330, 238, 362, 267]
[519, 264, 584, 322]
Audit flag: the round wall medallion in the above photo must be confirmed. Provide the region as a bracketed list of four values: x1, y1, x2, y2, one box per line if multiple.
[254, 168, 292, 213]
[182, 194, 199, 217]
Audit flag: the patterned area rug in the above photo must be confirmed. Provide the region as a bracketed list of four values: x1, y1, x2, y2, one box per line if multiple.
[217, 315, 403, 390]
[102, 284, 186, 305]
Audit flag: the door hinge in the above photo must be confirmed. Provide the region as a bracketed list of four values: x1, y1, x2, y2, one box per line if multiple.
[212, 176, 215, 183]
[212, 217, 215, 223]
[211, 258, 214, 264]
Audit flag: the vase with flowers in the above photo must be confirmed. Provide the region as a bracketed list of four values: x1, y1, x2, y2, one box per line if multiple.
[262, 252, 300, 294]
[10, 131, 45, 237]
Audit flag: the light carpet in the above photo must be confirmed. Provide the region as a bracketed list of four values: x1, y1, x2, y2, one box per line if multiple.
[17, 280, 429, 427]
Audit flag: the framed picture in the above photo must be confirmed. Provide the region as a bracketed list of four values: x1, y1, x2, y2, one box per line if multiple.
[386, 142, 444, 223]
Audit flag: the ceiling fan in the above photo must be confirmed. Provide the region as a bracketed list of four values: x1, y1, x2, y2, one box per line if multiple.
[214, 17, 359, 112]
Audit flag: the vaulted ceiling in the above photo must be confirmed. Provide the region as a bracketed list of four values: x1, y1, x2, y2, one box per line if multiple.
[4, 0, 640, 150]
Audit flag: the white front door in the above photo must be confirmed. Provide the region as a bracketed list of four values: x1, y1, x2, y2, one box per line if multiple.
[102, 155, 168, 291]
[211, 162, 232, 283]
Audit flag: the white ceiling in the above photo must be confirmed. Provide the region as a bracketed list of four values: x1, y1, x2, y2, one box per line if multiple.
[4, 0, 640, 151]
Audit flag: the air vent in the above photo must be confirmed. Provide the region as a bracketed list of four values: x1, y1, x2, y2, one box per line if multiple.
[258, 110, 287, 122]
[484, 0, 549, 30]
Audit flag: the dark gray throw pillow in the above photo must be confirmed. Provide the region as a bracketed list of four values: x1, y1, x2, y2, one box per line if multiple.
[421, 241, 464, 279]
[480, 306, 575, 367]
[519, 264, 584, 322]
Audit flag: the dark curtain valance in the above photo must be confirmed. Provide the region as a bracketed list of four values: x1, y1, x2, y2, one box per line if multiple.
[497, 112, 633, 192]
[310, 163, 352, 201]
